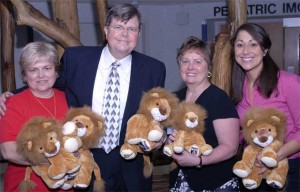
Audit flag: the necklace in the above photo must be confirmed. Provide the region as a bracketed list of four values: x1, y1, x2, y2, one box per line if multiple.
[33, 91, 57, 118]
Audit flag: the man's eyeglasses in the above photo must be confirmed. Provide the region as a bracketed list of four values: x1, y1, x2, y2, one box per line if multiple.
[109, 25, 139, 34]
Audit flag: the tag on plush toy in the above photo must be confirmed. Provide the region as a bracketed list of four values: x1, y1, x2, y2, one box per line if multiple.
[138, 139, 151, 151]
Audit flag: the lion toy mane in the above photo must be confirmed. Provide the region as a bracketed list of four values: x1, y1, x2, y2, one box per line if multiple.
[120, 87, 179, 178]
[16, 117, 81, 191]
[233, 107, 288, 190]
[163, 102, 213, 158]
[61, 106, 105, 192]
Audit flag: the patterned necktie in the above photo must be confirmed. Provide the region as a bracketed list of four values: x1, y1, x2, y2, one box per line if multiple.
[101, 61, 121, 153]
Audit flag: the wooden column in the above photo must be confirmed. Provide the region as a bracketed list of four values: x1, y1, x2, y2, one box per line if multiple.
[0, 1, 16, 92]
[210, 0, 247, 95]
[228, 0, 247, 34]
[51, 0, 80, 57]
[96, 0, 108, 45]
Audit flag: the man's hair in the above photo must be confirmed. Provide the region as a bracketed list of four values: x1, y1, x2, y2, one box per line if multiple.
[105, 3, 141, 29]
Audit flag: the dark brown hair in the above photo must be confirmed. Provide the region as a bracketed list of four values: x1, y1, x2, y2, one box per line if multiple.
[176, 36, 212, 71]
[230, 23, 279, 104]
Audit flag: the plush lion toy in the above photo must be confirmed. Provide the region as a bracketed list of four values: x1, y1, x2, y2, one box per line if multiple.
[233, 107, 289, 190]
[163, 102, 213, 158]
[120, 87, 179, 178]
[16, 117, 81, 191]
[61, 106, 105, 192]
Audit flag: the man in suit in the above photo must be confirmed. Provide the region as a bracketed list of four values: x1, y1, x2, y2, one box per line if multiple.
[55, 3, 166, 191]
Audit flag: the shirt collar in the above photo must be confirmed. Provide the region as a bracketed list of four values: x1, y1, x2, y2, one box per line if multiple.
[103, 45, 132, 70]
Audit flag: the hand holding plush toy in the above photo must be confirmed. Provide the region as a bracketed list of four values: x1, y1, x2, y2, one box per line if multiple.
[120, 87, 179, 178]
[233, 107, 289, 190]
[163, 102, 213, 158]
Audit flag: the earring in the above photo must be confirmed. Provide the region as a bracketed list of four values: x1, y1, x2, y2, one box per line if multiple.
[207, 72, 212, 78]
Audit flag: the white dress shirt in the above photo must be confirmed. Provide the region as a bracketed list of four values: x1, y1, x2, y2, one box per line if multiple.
[92, 45, 132, 146]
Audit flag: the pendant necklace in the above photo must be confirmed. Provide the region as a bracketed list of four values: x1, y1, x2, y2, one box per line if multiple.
[33, 91, 57, 118]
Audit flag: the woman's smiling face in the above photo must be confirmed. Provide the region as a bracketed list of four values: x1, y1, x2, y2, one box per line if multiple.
[179, 49, 209, 86]
[234, 30, 267, 74]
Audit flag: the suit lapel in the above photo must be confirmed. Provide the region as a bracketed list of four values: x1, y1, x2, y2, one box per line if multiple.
[120, 52, 144, 143]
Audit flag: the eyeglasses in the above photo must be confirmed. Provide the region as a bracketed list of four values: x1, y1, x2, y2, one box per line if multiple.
[108, 25, 139, 34]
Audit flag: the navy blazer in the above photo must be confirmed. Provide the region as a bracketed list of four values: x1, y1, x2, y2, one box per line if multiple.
[55, 46, 166, 191]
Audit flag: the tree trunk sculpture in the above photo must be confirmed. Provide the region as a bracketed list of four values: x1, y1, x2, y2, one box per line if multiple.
[51, 0, 80, 58]
[211, 0, 247, 95]
[96, 0, 108, 45]
[0, 0, 16, 92]
[10, 0, 82, 48]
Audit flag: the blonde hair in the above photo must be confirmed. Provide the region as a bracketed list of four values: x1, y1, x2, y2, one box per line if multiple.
[19, 41, 59, 83]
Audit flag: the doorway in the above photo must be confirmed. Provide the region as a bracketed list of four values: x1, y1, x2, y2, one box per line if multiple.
[284, 26, 300, 75]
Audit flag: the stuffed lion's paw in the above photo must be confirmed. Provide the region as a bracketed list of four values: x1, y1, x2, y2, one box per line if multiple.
[233, 161, 252, 178]
[261, 149, 278, 167]
[163, 144, 173, 157]
[148, 129, 163, 142]
[200, 144, 213, 156]
[266, 180, 283, 189]
[147, 120, 164, 142]
[243, 179, 259, 190]
[120, 143, 138, 159]
[173, 146, 184, 154]
[261, 156, 277, 168]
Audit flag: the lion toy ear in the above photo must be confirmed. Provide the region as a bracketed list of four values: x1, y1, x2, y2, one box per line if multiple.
[246, 119, 254, 127]
[42, 122, 52, 129]
[150, 92, 159, 97]
[27, 141, 33, 151]
[271, 115, 280, 122]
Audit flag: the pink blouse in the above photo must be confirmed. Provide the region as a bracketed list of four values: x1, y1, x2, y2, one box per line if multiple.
[237, 70, 300, 159]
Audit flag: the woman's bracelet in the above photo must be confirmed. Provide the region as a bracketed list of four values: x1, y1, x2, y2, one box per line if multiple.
[196, 156, 202, 168]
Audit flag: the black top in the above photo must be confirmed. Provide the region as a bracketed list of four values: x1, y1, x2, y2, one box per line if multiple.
[169, 84, 239, 190]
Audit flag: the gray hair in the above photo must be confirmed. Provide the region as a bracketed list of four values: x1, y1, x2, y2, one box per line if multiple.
[105, 3, 141, 30]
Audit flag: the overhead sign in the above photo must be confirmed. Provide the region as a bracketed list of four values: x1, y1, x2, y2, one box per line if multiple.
[213, 1, 300, 18]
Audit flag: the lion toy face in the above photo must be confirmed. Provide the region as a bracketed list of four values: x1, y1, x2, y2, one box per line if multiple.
[62, 106, 105, 149]
[173, 101, 207, 133]
[138, 87, 179, 127]
[17, 117, 63, 164]
[242, 107, 286, 148]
